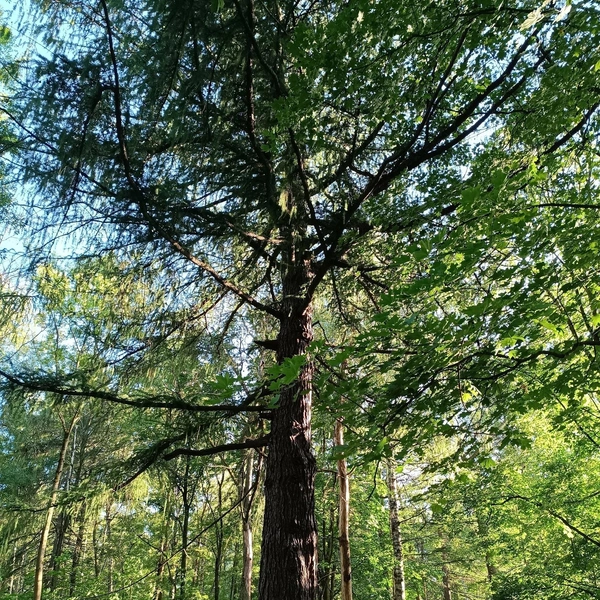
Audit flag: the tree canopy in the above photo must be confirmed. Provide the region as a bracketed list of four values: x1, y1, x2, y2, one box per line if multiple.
[1, 0, 600, 599]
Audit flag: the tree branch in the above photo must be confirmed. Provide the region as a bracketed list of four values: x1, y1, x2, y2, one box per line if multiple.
[163, 435, 270, 461]
[0, 369, 269, 414]
[100, 0, 283, 320]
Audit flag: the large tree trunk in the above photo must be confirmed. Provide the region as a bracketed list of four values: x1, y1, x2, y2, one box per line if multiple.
[386, 459, 406, 600]
[258, 262, 318, 600]
[335, 419, 352, 600]
[33, 411, 78, 600]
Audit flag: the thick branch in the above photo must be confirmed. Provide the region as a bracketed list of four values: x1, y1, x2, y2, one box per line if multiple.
[163, 435, 270, 461]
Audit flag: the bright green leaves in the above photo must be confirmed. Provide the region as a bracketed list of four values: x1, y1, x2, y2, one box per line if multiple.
[267, 355, 307, 390]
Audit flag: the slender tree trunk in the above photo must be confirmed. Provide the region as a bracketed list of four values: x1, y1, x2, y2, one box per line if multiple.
[93, 518, 100, 578]
[335, 419, 352, 600]
[230, 541, 240, 600]
[242, 518, 253, 599]
[154, 491, 172, 600]
[440, 538, 452, 600]
[214, 530, 223, 600]
[319, 504, 335, 600]
[33, 411, 78, 600]
[8, 542, 18, 594]
[485, 554, 498, 582]
[386, 458, 406, 600]
[442, 561, 452, 600]
[106, 504, 114, 594]
[415, 536, 427, 599]
[241, 448, 255, 600]
[49, 420, 78, 591]
[476, 515, 497, 582]
[48, 511, 69, 590]
[180, 504, 190, 600]
[154, 535, 168, 600]
[179, 456, 191, 600]
[16, 548, 26, 594]
[213, 474, 224, 600]
[170, 501, 179, 600]
[68, 426, 88, 598]
[69, 501, 87, 596]
[258, 262, 318, 600]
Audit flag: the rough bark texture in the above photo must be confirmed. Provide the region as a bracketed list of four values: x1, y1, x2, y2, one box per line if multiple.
[386, 459, 406, 600]
[258, 262, 318, 600]
[335, 420, 352, 600]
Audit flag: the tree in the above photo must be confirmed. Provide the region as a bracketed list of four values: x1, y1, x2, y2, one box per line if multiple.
[4, 0, 600, 598]
[386, 458, 406, 600]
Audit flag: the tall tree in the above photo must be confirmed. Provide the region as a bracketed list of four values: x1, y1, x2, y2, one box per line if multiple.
[33, 408, 80, 600]
[3, 1, 600, 598]
[386, 458, 406, 600]
[335, 418, 352, 600]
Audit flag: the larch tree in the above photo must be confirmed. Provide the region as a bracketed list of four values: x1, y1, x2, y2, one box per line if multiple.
[2, 1, 600, 599]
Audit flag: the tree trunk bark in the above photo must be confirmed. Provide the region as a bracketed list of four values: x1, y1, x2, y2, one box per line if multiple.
[241, 448, 256, 600]
[335, 419, 352, 600]
[93, 518, 100, 578]
[69, 501, 87, 596]
[33, 411, 78, 600]
[318, 504, 335, 600]
[258, 262, 318, 600]
[476, 515, 497, 583]
[179, 456, 191, 600]
[105, 502, 114, 594]
[441, 543, 452, 600]
[386, 459, 406, 600]
[49, 510, 70, 590]
[8, 542, 18, 594]
[229, 541, 240, 600]
[213, 470, 225, 600]
[154, 490, 172, 600]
